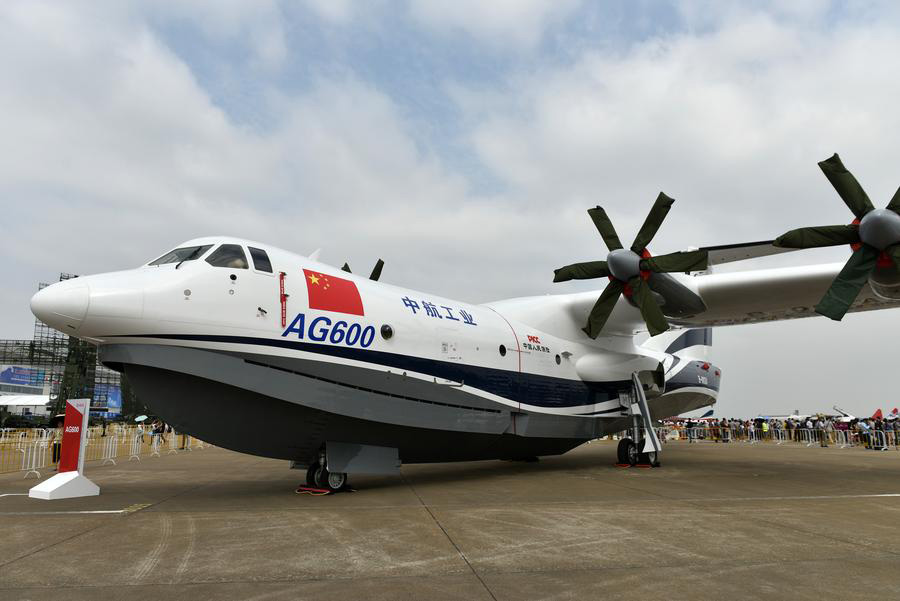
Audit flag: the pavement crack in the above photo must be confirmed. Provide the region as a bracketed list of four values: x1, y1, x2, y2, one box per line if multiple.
[0, 520, 111, 569]
[402, 473, 498, 601]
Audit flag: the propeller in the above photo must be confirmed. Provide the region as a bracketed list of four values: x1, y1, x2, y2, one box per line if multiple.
[774, 154, 900, 320]
[554, 193, 709, 338]
[341, 259, 385, 281]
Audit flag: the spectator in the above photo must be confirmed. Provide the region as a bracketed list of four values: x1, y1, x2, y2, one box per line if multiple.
[50, 417, 63, 470]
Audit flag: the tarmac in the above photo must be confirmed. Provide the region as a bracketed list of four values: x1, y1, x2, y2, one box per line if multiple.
[2, 439, 900, 601]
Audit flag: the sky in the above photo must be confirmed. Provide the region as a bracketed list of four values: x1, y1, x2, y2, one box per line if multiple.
[1, 0, 898, 418]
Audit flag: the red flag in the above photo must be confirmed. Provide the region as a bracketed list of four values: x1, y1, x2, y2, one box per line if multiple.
[303, 269, 364, 316]
[872, 408, 883, 420]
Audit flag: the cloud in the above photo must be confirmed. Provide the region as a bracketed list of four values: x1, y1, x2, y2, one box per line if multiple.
[301, 0, 356, 23]
[407, 0, 581, 49]
[455, 11, 900, 254]
[143, 0, 288, 69]
[0, 2, 539, 338]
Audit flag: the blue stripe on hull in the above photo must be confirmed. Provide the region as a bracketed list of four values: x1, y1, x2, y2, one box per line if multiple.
[110, 333, 626, 408]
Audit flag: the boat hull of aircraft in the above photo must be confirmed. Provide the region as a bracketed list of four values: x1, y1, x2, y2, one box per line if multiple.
[101, 342, 717, 465]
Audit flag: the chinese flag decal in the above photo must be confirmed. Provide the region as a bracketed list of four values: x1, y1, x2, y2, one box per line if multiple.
[303, 269, 365, 316]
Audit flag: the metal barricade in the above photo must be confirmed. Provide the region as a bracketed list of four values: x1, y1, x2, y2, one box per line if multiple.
[720, 426, 732, 443]
[20, 430, 50, 479]
[870, 430, 889, 451]
[773, 429, 788, 445]
[834, 430, 853, 448]
[796, 428, 812, 447]
[168, 431, 180, 454]
[150, 434, 162, 457]
[128, 432, 143, 461]
[101, 434, 118, 465]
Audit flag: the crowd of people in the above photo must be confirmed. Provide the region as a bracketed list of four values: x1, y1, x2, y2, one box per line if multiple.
[672, 416, 900, 449]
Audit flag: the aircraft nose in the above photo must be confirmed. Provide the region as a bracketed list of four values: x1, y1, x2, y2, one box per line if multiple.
[30, 281, 90, 333]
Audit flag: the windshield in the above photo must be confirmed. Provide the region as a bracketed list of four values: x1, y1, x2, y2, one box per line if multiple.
[205, 244, 249, 269]
[149, 245, 213, 266]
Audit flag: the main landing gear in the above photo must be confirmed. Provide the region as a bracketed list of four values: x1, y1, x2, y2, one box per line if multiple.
[306, 451, 348, 492]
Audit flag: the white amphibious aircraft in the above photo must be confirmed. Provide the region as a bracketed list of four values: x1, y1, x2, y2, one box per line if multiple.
[30, 155, 900, 490]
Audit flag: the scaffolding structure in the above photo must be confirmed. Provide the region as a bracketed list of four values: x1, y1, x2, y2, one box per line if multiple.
[0, 273, 124, 415]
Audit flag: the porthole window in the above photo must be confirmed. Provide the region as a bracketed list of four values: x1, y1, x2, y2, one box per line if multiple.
[381, 324, 393, 340]
[555, 354, 561, 365]
[499, 344, 506, 357]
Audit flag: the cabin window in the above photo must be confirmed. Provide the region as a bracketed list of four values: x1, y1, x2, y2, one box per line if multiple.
[249, 247, 273, 273]
[149, 245, 213, 266]
[205, 244, 249, 269]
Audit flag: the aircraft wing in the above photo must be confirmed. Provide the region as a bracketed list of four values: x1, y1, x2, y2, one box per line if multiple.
[676, 262, 900, 328]
[700, 240, 801, 265]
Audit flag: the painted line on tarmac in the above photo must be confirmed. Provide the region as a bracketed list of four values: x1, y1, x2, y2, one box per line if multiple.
[0, 493, 28, 498]
[696, 493, 900, 502]
[0, 503, 151, 516]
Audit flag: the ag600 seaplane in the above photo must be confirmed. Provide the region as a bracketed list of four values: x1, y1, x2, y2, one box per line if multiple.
[30, 155, 900, 491]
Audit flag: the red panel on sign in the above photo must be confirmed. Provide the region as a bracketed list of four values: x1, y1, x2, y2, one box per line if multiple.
[303, 269, 364, 316]
[58, 401, 85, 473]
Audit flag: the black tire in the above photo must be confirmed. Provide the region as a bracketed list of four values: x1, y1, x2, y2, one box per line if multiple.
[636, 440, 661, 467]
[617, 438, 632, 464]
[625, 439, 639, 466]
[315, 465, 347, 492]
[306, 462, 319, 487]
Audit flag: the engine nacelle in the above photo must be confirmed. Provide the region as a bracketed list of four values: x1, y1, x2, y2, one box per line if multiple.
[870, 266, 900, 301]
[869, 269, 900, 301]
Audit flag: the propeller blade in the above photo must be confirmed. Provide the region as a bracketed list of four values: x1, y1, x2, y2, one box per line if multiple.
[888, 186, 900, 214]
[341, 263, 352, 273]
[630, 277, 670, 337]
[582, 280, 624, 338]
[553, 261, 610, 282]
[587, 207, 623, 251]
[774, 224, 860, 249]
[641, 249, 709, 273]
[818, 153, 874, 219]
[369, 259, 385, 281]
[631, 192, 674, 253]
[815, 245, 880, 321]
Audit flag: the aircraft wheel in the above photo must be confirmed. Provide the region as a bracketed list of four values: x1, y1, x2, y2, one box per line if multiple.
[640, 447, 661, 468]
[625, 439, 639, 466]
[306, 462, 319, 487]
[636, 440, 662, 467]
[315, 465, 347, 492]
[617, 438, 633, 464]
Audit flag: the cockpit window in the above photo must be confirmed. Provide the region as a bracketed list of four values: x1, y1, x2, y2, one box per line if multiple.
[205, 244, 249, 269]
[248, 247, 273, 273]
[149, 245, 213, 266]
